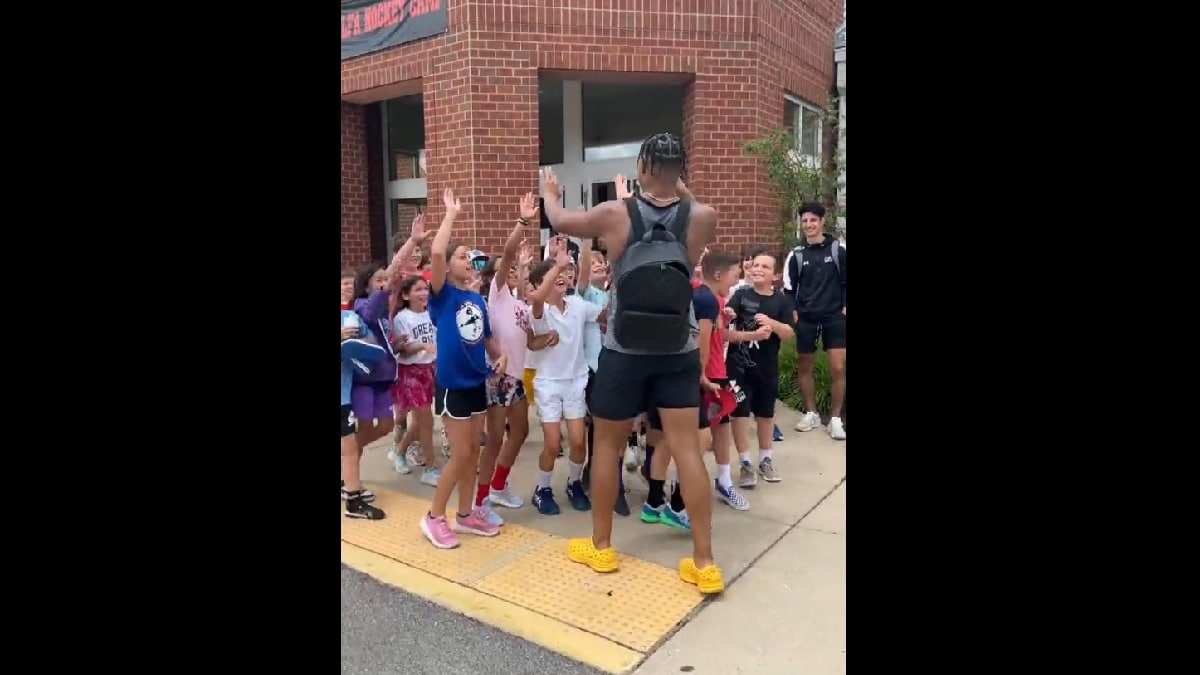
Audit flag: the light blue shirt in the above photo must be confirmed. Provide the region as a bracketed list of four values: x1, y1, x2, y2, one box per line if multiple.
[580, 284, 607, 372]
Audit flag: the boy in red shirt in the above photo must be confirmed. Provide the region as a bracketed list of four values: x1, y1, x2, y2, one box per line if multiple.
[643, 249, 746, 528]
[692, 250, 750, 511]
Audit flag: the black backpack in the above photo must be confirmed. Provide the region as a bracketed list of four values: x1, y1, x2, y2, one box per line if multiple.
[611, 197, 694, 353]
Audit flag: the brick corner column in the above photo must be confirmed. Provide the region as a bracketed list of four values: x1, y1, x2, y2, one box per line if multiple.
[422, 50, 538, 257]
[341, 101, 372, 268]
[467, 52, 539, 256]
[683, 59, 778, 255]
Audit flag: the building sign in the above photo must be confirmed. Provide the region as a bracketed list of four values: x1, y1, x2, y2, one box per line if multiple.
[341, 0, 448, 61]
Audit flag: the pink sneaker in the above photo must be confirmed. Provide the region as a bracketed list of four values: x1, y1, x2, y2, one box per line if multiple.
[419, 513, 460, 549]
[453, 508, 500, 537]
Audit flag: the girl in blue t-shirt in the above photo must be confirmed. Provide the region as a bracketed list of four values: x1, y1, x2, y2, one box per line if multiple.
[419, 188, 509, 550]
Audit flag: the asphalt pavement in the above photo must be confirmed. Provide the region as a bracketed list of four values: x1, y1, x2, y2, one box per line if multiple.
[341, 565, 606, 675]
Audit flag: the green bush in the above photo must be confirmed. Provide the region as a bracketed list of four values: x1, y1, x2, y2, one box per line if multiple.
[776, 339, 832, 417]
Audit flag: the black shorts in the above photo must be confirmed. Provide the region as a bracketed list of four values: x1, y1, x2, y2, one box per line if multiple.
[732, 369, 778, 419]
[591, 348, 701, 421]
[795, 314, 846, 354]
[643, 376, 727, 433]
[434, 383, 488, 420]
[340, 404, 355, 438]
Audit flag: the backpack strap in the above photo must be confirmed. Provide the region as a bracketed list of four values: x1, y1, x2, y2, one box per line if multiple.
[790, 244, 806, 299]
[623, 197, 646, 243]
[829, 240, 841, 276]
[626, 197, 690, 243]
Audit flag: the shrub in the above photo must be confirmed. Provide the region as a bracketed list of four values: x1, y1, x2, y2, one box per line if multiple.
[776, 339, 833, 417]
[742, 95, 845, 250]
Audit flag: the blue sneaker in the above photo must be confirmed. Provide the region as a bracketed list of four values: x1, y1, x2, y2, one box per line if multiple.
[661, 506, 692, 530]
[772, 424, 784, 442]
[565, 480, 592, 511]
[640, 502, 664, 523]
[532, 487, 560, 515]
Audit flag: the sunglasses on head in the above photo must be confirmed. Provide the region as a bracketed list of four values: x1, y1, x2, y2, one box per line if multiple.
[470, 257, 489, 271]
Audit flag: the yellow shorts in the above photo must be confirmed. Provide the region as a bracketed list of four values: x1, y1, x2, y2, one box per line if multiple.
[523, 368, 536, 402]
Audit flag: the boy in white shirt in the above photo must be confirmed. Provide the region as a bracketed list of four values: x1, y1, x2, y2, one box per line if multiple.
[528, 238, 606, 515]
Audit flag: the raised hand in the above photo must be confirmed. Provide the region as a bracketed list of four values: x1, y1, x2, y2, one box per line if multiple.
[518, 240, 533, 268]
[411, 212, 427, 242]
[443, 187, 462, 215]
[614, 174, 633, 199]
[519, 192, 539, 221]
[555, 241, 571, 268]
[540, 167, 562, 201]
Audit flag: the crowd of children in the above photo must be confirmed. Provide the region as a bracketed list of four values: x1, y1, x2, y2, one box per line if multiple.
[338, 173, 845, 574]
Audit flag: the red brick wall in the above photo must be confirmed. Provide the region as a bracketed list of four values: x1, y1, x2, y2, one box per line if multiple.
[341, 0, 842, 261]
[341, 101, 371, 268]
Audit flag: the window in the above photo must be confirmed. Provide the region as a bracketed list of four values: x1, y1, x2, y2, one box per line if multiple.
[582, 82, 684, 162]
[385, 95, 426, 181]
[784, 95, 822, 165]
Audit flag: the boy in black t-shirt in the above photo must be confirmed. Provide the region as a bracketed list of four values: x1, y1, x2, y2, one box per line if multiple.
[725, 253, 796, 485]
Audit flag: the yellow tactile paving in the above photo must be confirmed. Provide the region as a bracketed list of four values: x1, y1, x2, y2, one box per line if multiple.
[342, 486, 706, 672]
[341, 488, 555, 584]
[471, 540, 704, 652]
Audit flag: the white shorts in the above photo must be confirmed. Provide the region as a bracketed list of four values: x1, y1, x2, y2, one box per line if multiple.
[533, 373, 589, 423]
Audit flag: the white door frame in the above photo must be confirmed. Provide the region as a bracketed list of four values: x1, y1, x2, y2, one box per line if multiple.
[540, 80, 639, 251]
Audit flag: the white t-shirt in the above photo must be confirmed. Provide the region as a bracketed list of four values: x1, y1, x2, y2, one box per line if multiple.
[530, 295, 605, 380]
[393, 308, 436, 365]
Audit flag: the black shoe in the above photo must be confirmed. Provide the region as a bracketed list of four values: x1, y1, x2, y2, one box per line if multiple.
[342, 485, 376, 502]
[345, 493, 385, 520]
[614, 491, 630, 517]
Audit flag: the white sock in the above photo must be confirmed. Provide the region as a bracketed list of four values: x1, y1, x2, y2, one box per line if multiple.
[537, 470, 553, 490]
[738, 452, 751, 464]
[760, 448, 773, 462]
[568, 461, 584, 483]
[716, 464, 733, 489]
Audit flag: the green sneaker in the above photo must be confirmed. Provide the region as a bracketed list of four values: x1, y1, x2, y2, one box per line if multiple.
[661, 506, 691, 530]
[640, 502, 664, 523]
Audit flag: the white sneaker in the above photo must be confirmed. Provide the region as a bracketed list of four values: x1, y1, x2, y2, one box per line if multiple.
[829, 416, 846, 440]
[488, 483, 524, 509]
[386, 446, 411, 475]
[794, 411, 821, 432]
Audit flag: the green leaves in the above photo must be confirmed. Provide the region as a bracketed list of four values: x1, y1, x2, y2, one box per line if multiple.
[742, 96, 844, 249]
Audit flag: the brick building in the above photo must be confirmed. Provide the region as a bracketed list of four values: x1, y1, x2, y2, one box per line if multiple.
[341, 0, 843, 268]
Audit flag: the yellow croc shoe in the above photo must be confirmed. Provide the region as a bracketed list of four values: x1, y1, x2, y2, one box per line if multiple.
[679, 558, 725, 595]
[566, 537, 619, 573]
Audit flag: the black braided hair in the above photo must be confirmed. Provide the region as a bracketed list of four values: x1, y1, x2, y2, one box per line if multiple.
[637, 132, 687, 181]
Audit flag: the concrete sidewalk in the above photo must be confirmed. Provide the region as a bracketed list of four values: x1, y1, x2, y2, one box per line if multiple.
[634, 481, 846, 675]
[348, 406, 845, 673]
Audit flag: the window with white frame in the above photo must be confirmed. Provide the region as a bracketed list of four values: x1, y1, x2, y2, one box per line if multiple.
[784, 95, 822, 166]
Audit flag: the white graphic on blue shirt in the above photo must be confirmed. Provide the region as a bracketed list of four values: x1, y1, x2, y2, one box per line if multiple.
[456, 300, 486, 344]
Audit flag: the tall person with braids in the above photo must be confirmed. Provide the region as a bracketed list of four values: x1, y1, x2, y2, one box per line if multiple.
[539, 133, 724, 595]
